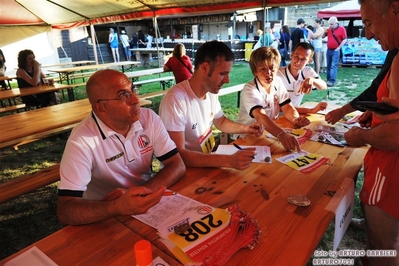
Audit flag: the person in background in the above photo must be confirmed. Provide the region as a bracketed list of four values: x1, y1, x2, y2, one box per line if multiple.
[0, 52, 6, 89]
[290, 18, 306, 53]
[260, 27, 275, 47]
[16, 49, 57, 108]
[343, 1, 399, 264]
[278, 25, 290, 67]
[163, 43, 193, 84]
[277, 42, 327, 113]
[159, 41, 263, 170]
[306, 18, 324, 74]
[320, 20, 328, 74]
[138, 30, 146, 48]
[236, 46, 310, 152]
[119, 30, 131, 61]
[254, 29, 263, 41]
[325, 16, 347, 87]
[57, 69, 185, 226]
[108, 28, 120, 63]
[325, 49, 397, 125]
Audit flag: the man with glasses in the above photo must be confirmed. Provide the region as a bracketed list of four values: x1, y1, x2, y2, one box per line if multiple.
[57, 69, 185, 225]
[277, 42, 327, 114]
[325, 16, 347, 87]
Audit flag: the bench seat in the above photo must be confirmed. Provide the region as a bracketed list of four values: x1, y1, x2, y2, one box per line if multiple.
[218, 83, 245, 107]
[0, 164, 60, 204]
[133, 76, 175, 90]
[0, 103, 26, 114]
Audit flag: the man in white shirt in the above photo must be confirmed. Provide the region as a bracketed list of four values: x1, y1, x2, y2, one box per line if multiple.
[159, 41, 263, 170]
[57, 69, 185, 225]
[277, 42, 327, 113]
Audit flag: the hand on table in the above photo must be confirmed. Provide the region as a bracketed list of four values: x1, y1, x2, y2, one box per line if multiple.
[292, 116, 310, 128]
[325, 107, 347, 125]
[230, 148, 256, 170]
[278, 132, 301, 152]
[102, 186, 166, 215]
[344, 127, 367, 147]
[246, 122, 264, 137]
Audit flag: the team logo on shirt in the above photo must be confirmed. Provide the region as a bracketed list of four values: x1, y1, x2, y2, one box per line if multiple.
[137, 134, 150, 148]
[192, 123, 197, 130]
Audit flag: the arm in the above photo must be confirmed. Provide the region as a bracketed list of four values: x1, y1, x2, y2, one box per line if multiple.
[213, 115, 262, 136]
[252, 107, 301, 152]
[16, 60, 42, 86]
[167, 131, 255, 170]
[57, 186, 166, 225]
[296, 102, 327, 114]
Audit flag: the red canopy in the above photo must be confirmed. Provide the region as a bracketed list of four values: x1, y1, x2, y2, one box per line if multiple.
[317, 0, 361, 20]
[2, 0, 337, 29]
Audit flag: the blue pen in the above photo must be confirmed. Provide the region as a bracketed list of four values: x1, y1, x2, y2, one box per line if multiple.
[233, 143, 255, 159]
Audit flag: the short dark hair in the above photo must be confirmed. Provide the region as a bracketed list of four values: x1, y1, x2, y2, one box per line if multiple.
[293, 42, 315, 56]
[194, 40, 234, 70]
[17, 49, 34, 69]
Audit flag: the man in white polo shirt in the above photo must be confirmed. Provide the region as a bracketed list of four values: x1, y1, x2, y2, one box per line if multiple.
[277, 42, 327, 113]
[57, 69, 185, 225]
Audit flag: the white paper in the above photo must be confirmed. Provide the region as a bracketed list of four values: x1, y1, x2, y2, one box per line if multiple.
[4, 246, 58, 266]
[333, 180, 355, 251]
[215, 145, 271, 163]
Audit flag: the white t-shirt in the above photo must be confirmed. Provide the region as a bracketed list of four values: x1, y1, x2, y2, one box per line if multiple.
[236, 77, 291, 126]
[58, 108, 177, 200]
[159, 79, 224, 153]
[277, 65, 320, 106]
[120, 34, 130, 48]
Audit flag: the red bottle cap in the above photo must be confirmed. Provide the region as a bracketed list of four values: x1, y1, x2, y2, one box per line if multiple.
[134, 240, 153, 266]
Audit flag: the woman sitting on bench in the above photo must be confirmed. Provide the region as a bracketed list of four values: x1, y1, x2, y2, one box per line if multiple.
[16, 49, 58, 109]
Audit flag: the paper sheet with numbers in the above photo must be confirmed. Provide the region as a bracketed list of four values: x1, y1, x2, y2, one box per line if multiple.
[133, 193, 260, 265]
[215, 145, 271, 163]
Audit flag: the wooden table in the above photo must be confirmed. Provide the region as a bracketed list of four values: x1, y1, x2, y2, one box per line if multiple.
[48, 61, 140, 84]
[0, 98, 152, 149]
[124, 67, 165, 81]
[0, 109, 368, 265]
[0, 83, 76, 102]
[42, 60, 95, 68]
[118, 112, 368, 265]
[1, 218, 181, 266]
[0, 75, 17, 90]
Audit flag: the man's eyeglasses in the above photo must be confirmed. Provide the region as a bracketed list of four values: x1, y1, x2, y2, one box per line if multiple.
[97, 89, 137, 104]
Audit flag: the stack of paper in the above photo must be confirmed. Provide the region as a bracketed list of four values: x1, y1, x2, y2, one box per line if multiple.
[133, 193, 260, 265]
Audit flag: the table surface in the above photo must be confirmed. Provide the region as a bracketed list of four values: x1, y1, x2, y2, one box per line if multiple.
[118, 112, 368, 265]
[124, 67, 165, 79]
[0, 98, 151, 149]
[0, 75, 17, 82]
[47, 61, 140, 74]
[42, 60, 95, 68]
[1, 218, 181, 266]
[0, 84, 74, 101]
[0, 108, 368, 265]
[130, 48, 174, 52]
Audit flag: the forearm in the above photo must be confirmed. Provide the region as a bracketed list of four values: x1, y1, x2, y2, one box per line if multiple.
[57, 197, 118, 225]
[358, 123, 399, 150]
[214, 116, 248, 134]
[179, 148, 233, 168]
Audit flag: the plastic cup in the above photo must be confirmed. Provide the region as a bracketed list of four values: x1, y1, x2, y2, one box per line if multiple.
[134, 240, 153, 266]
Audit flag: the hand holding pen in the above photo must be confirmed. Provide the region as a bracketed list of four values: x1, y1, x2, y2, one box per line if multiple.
[231, 143, 256, 170]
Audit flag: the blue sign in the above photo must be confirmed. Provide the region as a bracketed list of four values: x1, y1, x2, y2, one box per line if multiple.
[342, 37, 388, 65]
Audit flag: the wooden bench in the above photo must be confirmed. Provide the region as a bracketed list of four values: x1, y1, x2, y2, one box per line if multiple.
[139, 90, 168, 100]
[218, 83, 245, 107]
[0, 103, 26, 114]
[0, 164, 60, 204]
[134, 76, 175, 90]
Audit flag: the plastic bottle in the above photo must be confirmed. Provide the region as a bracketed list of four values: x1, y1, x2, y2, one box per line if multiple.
[134, 240, 153, 266]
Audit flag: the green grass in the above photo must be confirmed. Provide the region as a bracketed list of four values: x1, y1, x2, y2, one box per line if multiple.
[0, 63, 377, 260]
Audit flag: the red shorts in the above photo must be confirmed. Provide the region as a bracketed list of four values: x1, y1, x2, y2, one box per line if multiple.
[361, 147, 399, 220]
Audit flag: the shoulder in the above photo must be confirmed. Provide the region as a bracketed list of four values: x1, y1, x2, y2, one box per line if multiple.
[302, 66, 317, 77]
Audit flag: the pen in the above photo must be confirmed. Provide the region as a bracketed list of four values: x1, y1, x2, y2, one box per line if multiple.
[163, 191, 177, 196]
[233, 143, 255, 159]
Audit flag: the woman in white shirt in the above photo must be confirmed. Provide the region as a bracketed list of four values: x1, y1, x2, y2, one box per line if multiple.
[306, 18, 324, 74]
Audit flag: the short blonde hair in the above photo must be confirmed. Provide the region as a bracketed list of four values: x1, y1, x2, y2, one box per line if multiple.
[249, 47, 281, 75]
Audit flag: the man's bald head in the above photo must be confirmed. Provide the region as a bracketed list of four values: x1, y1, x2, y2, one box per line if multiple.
[86, 69, 131, 106]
